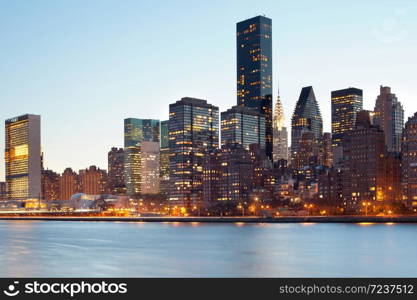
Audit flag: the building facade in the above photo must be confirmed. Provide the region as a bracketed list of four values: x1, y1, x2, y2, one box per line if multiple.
[108, 147, 125, 194]
[237, 15, 273, 159]
[342, 111, 386, 211]
[169, 97, 219, 207]
[42, 169, 60, 201]
[124, 146, 141, 196]
[203, 144, 254, 203]
[79, 166, 108, 195]
[160, 120, 170, 196]
[140, 141, 160, 194]
[374, 86, 404, 153]
[291, 86, 323, 165]
[331, 88, 363, 165]
[402, 112, 417, 208]
[221, 106, 265, 150]
[331, 88, 363, 147]
[59, 168, 79, 200]
[5, 114, 42, 200]
[124, 118, 160, 147]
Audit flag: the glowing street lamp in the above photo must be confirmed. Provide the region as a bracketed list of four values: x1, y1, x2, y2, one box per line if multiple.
[362, 201, 371, 216]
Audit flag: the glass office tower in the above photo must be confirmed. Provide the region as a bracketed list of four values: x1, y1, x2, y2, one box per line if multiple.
[168, 97, 219, 208]
[331, 87, 363, 147]
[221, 105, 265, 150]
[5, 114, 41, 201]
[124, 118, 160, 147]
[236, 15, 273, 159]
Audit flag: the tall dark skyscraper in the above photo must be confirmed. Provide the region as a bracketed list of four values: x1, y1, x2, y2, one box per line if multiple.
[331, 88, 363, 147]
[331, 87, 363, 165]
[168, 97, 219, 208]
[236, 15, 273, 159]
[291, 86, 323, 165]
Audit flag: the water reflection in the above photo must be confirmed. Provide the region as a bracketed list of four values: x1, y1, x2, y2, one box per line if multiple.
[0, 221, 416, 277]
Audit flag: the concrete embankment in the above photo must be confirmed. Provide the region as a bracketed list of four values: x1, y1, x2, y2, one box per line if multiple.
[1, 215, 417, 223]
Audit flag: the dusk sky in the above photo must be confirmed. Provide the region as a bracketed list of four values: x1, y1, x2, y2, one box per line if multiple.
[1, 0, 416, 179]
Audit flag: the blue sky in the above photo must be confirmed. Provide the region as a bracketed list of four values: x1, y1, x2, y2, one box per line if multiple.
[0, 0, 416, 179]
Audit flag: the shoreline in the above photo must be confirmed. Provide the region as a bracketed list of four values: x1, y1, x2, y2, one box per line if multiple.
[1, 215, 417, 223]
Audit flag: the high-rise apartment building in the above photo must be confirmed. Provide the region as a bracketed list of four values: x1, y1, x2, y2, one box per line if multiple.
[402, 112, 417, 208]
[203, 144, 253, 202]
[169, 97, 219, 207]
[342, 111, 386, 211]
[221, 106, 265, 150]
[5, 114, 41, 200]
[237, 15, 273, 159]
[374, 86, 404, 153]
[79, 166, 107, 195]
[59, 168, 79, 200]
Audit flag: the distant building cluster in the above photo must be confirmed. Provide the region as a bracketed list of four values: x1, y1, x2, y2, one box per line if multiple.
[2, 15, 416, 215]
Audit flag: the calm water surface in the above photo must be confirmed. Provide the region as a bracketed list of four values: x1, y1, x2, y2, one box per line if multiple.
[0, 220, 416, 277]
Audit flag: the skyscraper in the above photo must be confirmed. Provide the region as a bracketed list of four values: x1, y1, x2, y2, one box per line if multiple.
[273, 92, 288, 162]
[108, 147, 125, 194]
[5, 114, 41, 200]
[221, 106, 265, 150]
[124, 146, 141, 196]
[331, 87, 363, 164]
[237, 15, 273, 159]
[319, 132, 333, 168]
[291, 86, 323, 165]
[159, 120, 170, 196]
[342, 111, 386, 211]
[124, 118, 160, 147]
[169, 97, 219, 207]
[331, 88, 363, 147]
[203, 144, 253, 203]
[402, 112, 417, 209]
[374, 86, 404, 153]
[140, 141, 160, 194]
[124, 118, 160, 196]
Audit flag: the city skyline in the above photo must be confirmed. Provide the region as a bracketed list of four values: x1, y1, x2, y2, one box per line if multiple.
[1, 0, 417, 179]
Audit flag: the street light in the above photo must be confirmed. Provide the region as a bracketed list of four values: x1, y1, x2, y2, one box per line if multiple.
[304, 203, 314, 216]
[237, 204, 245, 216]
[362, 201, 371, 216]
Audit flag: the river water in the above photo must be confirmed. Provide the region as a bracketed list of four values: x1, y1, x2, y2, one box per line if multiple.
[0, 220, 415, 277]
